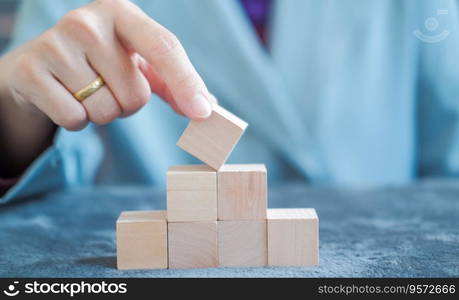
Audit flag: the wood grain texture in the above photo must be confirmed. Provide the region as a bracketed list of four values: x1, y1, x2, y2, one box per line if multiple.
[267, 208, 319, 266]
[218, 164, 267, 220]
[176, 105, 248, 170]
[168, 221, 218, 269]
[167, 165, 217, 222]
[116, 211, 168, 270]
[218, 220, 267, 267]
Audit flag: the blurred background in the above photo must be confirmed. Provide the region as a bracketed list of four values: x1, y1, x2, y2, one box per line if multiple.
[0, 0, 19, 52]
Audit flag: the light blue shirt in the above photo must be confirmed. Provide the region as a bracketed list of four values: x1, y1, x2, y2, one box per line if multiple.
[2, 0, 459, 204]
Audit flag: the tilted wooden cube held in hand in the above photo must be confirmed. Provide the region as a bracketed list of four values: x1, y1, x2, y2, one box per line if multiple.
[177, 105, 248, 170]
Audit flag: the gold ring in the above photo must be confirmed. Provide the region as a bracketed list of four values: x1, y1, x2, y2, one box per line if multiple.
[73, 75, 105, 102]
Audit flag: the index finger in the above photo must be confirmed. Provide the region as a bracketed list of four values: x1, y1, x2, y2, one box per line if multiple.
[112, 0, 213, 119]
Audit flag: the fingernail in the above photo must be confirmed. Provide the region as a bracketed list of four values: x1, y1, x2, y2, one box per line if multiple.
[189, 93, 212, 118]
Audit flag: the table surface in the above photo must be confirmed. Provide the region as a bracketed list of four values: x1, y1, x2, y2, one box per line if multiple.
[1, 180, 458, 278]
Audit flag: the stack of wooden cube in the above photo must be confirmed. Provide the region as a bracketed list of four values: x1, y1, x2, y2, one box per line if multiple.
[116, 105, 319, 270]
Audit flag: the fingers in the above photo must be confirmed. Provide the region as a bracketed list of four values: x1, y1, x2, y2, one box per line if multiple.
[12, 53, 88, 131]
[53, 63, 121, 126]
[37, 30, 122, 126]
[112, 0, 213, 120]
[54, 7, 150, 120]
[208, 93, 219, 105]
[84, 32, 151, 118]
[136, 54, 184, 115]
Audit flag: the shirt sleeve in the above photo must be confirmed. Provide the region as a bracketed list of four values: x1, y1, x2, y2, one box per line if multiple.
[0, 177, 19, 197]
[0, 126, 104, 204]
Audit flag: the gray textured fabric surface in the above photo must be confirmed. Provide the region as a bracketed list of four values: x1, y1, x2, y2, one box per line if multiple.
[0, 180, 458, 277]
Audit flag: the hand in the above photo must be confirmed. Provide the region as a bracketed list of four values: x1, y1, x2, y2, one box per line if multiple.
[0, 0, 215, 131]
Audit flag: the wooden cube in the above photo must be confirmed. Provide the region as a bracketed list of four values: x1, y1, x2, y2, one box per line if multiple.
[168, 221, 218, 269]
[116, 210, 168, 270]
[177, 105, 248, 170]
[218, 220, 267, 267]
[218, 164, 267, 220]
[267, 209, 319, 266]
[167, 165, 217, 222]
